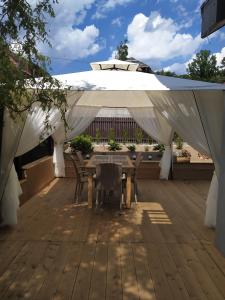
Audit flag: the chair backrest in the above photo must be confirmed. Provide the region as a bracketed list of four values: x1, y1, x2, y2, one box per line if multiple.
[134, 153, 143, 170]
[66, 154, 83, 182]
[75, 151, 85, 166]
[96, 163, 122, 191]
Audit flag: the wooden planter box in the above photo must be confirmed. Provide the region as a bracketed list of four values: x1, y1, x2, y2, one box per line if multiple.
[175, 156, 191, 163]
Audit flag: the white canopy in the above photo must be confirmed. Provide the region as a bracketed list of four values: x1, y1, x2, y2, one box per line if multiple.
[90, 59, 139, 71]
[1, 62, 225, 256]
[54, 70, 223, 91]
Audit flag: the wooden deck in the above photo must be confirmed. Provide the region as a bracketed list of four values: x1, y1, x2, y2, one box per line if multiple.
[1, 178, 225, 300]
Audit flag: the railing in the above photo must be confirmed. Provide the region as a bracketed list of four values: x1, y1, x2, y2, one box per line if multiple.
[84, 117, 153, 143]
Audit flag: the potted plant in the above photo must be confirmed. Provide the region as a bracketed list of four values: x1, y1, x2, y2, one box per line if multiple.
[108, 140, 122, 151]
[127, 144, 136, 159]
[175, 134, 183, 150]
[70, 134, 93, 156]
[153, 144, 165, 157]
[175, 149, 191, 163]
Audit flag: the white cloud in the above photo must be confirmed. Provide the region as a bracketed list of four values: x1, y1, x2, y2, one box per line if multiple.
[93, 0, 134, 19]
[53, 25, 100, 58]
[112, 17, 123, 27]
[33, 0, 103, 61]
[214, 47, 225, 66]
[126, 12, 203, 62]
[164, 62, 187, 74]
[177, 5, 188, 17]
[219, 32, 225, 41]
[195, 0, 204, 13]
[103, 0, 134, 9]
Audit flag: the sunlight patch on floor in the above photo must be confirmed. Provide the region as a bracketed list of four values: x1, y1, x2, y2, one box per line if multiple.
[147, 203, 172, 224]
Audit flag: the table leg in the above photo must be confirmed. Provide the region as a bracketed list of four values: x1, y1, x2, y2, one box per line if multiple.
[126, 174, 132, 208]
[88, 175, 93, 208]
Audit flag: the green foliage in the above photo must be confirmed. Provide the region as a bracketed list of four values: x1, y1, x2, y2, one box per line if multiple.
[187, 50, 218, 81]
[108, 128, 115, 141]
[144, 145, 150, 152]
[156, 50, 225, 83]
[221, 57, 225, 74]
[155, 70, 177, 77]
[153, 144, 165, 152]
[135, 128, 143, 144]
[115, 40, 128, 61]
[0, 0, 68, 128]
[108, 140, 122, 151]
[70, 135, 93, 155]
[122, 129, 129, 144]
[174, 133, 183, 150]
[127, 144, 136, 152]
[95, 128, 101, 144]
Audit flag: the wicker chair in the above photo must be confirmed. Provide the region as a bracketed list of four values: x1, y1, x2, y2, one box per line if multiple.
[74, 151, 86, 170]
[65, 153, 88, 203]
[95, 163, 124, 210]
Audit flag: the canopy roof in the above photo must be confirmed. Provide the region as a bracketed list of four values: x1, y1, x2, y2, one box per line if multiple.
[90, 59, 139, 71]
[55, 70, 225, 91]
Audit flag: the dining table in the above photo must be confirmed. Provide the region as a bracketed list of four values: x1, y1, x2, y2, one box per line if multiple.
[85, 154, 135, 208]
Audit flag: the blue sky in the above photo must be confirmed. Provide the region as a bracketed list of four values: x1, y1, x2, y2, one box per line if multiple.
[39, 0, 225, 75]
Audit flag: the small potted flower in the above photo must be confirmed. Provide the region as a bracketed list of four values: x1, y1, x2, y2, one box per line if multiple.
[127, 144, 136, 159]
[176, 149, 191, 163]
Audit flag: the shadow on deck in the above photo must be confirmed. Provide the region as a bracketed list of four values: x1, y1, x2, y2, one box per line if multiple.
[0, 178, 225, 300]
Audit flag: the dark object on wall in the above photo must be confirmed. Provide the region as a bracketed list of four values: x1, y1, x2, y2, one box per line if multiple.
[201, 0, 225, 38]
[14, 136, 54, 179]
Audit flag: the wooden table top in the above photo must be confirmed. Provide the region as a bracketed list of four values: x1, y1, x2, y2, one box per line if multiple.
[86, 154, 134, 170]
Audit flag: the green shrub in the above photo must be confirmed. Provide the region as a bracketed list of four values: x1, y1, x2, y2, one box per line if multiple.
[95, 128, 101, 144]
[153, 144, 165, 152]
[122, 129, 129, 144]
[108, 140, 122, 151]
[144, 145, 150, 152]
[70, 135, 93, 155]
[127, 144, 136, 152]
[174, 133, 183, 150]
[108, 128, 115, 141]
[175, 136, 183, 150]
[135, 128, 143, 144]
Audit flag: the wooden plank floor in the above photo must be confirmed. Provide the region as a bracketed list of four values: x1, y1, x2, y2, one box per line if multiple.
[1, 178, 225, 300]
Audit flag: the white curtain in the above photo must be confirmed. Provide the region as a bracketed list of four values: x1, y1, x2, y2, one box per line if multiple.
[147, 90, 220, 229]
[0, 165, 22, 226]
[52, 105, 100, 177]
[159, 146, 172, 179]
[0, 91, 83, 226]
[0, 110, 26, 226]
[16, 91, 82, 157]
[205, 171, 218, 228]
[129, 107, 173, 179]
[194, 91, 224, 233]
[16, 105, 61, 157]
[147, 91, 210, 155]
